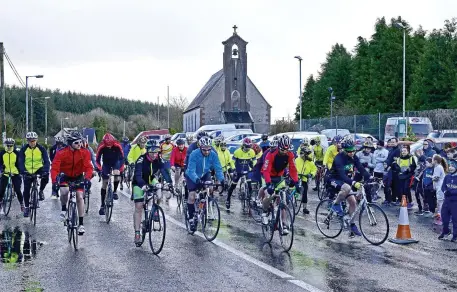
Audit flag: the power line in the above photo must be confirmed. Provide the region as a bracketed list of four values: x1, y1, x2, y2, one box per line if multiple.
[3, 50, 25, 87]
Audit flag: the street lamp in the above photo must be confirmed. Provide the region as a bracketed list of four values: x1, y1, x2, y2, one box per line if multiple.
[395, 22, 406, 118]
[294, 56, 303, 131]
[61, 117, 69, 131]
[26, 74, 44, 133]
[328, 87, 336, 127]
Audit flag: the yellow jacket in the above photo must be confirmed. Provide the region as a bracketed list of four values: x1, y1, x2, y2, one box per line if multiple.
[313, 145, 324, 162]
[127, 145, 146, 164]
[295, 157, 317, 182]
[217, 148, 235, 171]
[323, 144, 339, 169]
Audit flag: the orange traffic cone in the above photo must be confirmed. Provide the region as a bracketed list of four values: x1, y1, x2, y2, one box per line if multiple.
[388, 195, 419, 244]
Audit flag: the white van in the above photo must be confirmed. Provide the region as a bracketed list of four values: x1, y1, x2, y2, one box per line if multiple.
[208, 129, 253, 138]
[384, 117, 433, 142]
[197, 124, 236, 132]
[320, 129, 351, 142]
[272, 132, 329, 152]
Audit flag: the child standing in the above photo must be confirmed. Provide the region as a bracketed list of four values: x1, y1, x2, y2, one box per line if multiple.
[421, 158, 436, 217]
[432, 154, 448, 225]
[438, 159, 457, 242]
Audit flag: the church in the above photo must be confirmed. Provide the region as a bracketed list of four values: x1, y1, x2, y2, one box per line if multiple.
[183, 26, 271, 134]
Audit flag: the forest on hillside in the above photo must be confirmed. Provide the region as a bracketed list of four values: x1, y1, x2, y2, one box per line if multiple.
[295, 17, 457, 120]
[3, 85, 188, 139]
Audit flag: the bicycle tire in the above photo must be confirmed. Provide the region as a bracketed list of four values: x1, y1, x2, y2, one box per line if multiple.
[278, 205, 294, 252]
[176, 188, 182, 208]
[261, 209, 274, 243]
[149, 205, 166, 255]
[248, 191, 262, 223]
[285, 191, 296, 222]
[359, 203, 389, 245]
[105, 190, 113, 224]
[3, 184, 13, 216]
[202, 199, 220, 242]
[30, 189, 38, 226]
[84, 190, 90, 214]
[71, 202, 78, 251]
[315, 199, 343, 239]
[67, 203, 72, 243]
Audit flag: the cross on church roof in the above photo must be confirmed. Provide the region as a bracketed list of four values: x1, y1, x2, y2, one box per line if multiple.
[233, 25, 238, 34]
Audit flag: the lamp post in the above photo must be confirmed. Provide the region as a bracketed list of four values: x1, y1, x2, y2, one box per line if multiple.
[395, 22, 406, 118]
[328, 87, 335, 128]
[43, 96, 50, 144]
[294, 56, 303, 131]
[25, 75, 44, 133]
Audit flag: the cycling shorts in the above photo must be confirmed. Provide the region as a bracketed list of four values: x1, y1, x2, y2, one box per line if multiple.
[133, 178, 159, 203]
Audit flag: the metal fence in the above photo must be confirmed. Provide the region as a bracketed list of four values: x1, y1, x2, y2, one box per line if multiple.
[300, 108, 457, 140]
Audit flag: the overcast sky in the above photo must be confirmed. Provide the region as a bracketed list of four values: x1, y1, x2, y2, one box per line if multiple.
[1, 0, 456, 121]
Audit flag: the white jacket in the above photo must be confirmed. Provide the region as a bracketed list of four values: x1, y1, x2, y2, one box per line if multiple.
[373, 148, 389, 174]
[356, 151, 375, 172]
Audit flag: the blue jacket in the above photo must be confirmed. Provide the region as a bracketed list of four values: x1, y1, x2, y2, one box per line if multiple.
[184, 142, 198, 166]
[121, 142, 131, 161]
[386, 146, 401, 167]
[442, 173, 457, 197]
[329, 152, 370, 185]
[422, 167, 434, 190]
[423, 147, 436, 158]
[259, 140, 270, 151]
[185, 150, 224, 184]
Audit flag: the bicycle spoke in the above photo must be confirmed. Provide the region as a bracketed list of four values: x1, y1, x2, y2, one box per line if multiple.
[315, 199, 343, 238]
[359, 203, 389, 245]
[149, 205, 166, 255]
[202, 199, 220, 242]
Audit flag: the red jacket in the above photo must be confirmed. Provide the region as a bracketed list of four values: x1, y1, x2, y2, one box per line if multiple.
[170, 147, 187, 167]
[51, 146, 94, 183]
[262, 149, 298, 184]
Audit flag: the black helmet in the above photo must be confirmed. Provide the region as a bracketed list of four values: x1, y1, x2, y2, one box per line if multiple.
[122, 137, 130, 143]
[261, 134, 268, 140]
[196, 131, 207, 140]
[176, 138, 185, 146]
[67, 131, 83, 145]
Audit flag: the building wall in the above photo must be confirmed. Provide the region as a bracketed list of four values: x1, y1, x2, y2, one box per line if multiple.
[247, 79, 270, 133]
[200, 79, 224, 125]
[183, 108, 201, 132]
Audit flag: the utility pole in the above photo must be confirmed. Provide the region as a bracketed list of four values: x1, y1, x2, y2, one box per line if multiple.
[167, 85, 170, 129]
[123, 120, 126, 137]
[0, 43, 5, 135]
[157, 96, 160, 129]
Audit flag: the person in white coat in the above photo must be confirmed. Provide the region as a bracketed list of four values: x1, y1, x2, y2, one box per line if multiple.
[373, 141, 389, 179]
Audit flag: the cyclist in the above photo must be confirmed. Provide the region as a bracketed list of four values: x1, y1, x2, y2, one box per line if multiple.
[185, 136, 224, 232]
[184, 131, 208, 167]
[127, 136, 147, 165]
[356, 141, 375, 178]
[295, 145, 317, 214]
[51, 131, 93, 235]
[226, 137, 257, 210]
[132, 140, 172, 244]
[213, 135, 225, 151]
[19, 132, 50, 217]
[323, 135, 342, 170]
[120, 137, 131, 191]
[217, 140, 235, 191]
[0, 138, 24, 215]
[311, 136, 324, 191]
[170, 138, 187, 189]
[260, 135, 299, 230]
[329, 137, 371, 237]
[259, 134, 270, 152]
[49, 136, 66, 162]
[96, 133, 124, 216]
[186, 134, 194, 146]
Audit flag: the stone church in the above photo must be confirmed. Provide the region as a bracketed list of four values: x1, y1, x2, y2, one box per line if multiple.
[183, 26, 271, 134]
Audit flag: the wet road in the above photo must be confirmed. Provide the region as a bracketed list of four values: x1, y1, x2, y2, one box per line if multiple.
[0, 180, 456, 292]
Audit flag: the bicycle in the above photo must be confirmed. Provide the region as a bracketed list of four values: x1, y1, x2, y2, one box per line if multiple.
[315, 165, 327, 200]
[237, 170, 251, 213]
[99, 169, 121, 224]
[183, 181, 221, 242]
[260, 180, 295, 252]
[84, 180, 91, 214]
[25, 173, 41, 226]
[123, 163, 134, 190]
[172, 167, 183, 208]
[315, 181, 390, 245]
[247, 181, 262, 223]
[65, 178, 85, 251]
[136, 183, 166, 255]
[1, 173, 15, 216]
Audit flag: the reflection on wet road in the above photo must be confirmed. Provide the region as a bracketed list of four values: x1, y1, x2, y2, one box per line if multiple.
[0, 180, 456, 292]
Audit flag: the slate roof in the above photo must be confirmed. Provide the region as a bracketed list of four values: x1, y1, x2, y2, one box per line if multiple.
[184, 69, 224, 113]
[223, 111, 253, 124]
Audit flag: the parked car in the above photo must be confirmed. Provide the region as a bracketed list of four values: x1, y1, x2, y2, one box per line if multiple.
[171, 133, 186, 142]
[385, 117, 433, 142]
[345, 133, 378, 150]
[427, 130, 457, 139]
[226, 134, 263, 154]
[320, 129, 351, 142]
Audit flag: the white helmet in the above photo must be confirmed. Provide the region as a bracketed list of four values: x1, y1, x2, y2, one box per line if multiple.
[301, 137, 309, 145]
[26, 132, 38, 140]
[199, 136, 212, 147]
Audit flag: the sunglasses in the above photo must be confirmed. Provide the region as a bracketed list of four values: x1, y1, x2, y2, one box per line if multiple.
[346, 150, 356, 153]
[72, 140, 82, 145]
[201, 148, 211, 152]
[5, 145, 13, 148]
[28, 140, 37, 143]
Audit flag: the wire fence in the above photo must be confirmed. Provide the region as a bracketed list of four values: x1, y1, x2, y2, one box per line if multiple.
[300, 108, 457, 140]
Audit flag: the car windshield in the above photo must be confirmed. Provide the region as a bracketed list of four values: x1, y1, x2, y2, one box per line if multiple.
[411, 124, 432, 135]
[171, 133, 180, 140]
[442, 133, 457, 138]
[148, 135, 161, 140]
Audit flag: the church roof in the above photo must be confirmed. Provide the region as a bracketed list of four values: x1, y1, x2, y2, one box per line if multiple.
[184, 69, 224, 113]
[184, 70, 271, 113]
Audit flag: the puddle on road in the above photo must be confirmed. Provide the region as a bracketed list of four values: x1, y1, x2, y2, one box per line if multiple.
[0, 226, 43, 266]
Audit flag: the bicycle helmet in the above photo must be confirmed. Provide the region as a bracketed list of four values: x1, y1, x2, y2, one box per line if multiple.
[301, 137, 309, 145]
[146, 140, 160, 153]
[363, 141, 374, 149]
[299, 145, 312, 155]
[26, 132, 38, 140]
[137, 136, 148, 144]
[270, 136, 279, 148]
[199, 136, 212, 148]
[176, 138, 185, 146]
[164, 134, 171, 140]
[186, 134, 194, 143]
[252, 143, 261, 155]
[314, 136, 321, 143]
[196, 131, 207, 140]
[332, 135, 343, 144]
[122, 137, 130, 143]
[102, 133, 116, 147]
[214, 135, 225, 142]
[278, 135, 291, 151]
[220, 141, 227, 148]
[4, 138, 15, 146]
[242, 137, 252, 148]
[261, 134, 268, 141]
[341, 137, 356, 152]
[67, 131, 83, 145]
[55, 136, 64, 144]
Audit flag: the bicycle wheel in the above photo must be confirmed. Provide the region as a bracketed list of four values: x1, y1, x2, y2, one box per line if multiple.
[284, 191, 295, 222]
[67, 203, 73, 243]
[318, 183, 328, 201]
[84, 190, 90, 214]
[176, 186, 182, 208]
[278, 205, 294, 252]
[202, 198, 220, 242]
[248, 191, 262, 223]
[149, 205, 166, 255]
[315, 199, 343, 238]
[105, 191, 113, 224]
[261, 209, 274, 243]
[125, 170, 131, 189]
[3, 184, 13, 216]
[71, 202, 79, 251]
[30, 189, 37, 226]
[294, 189, 302, 216]
[359, 203, 390, 245]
